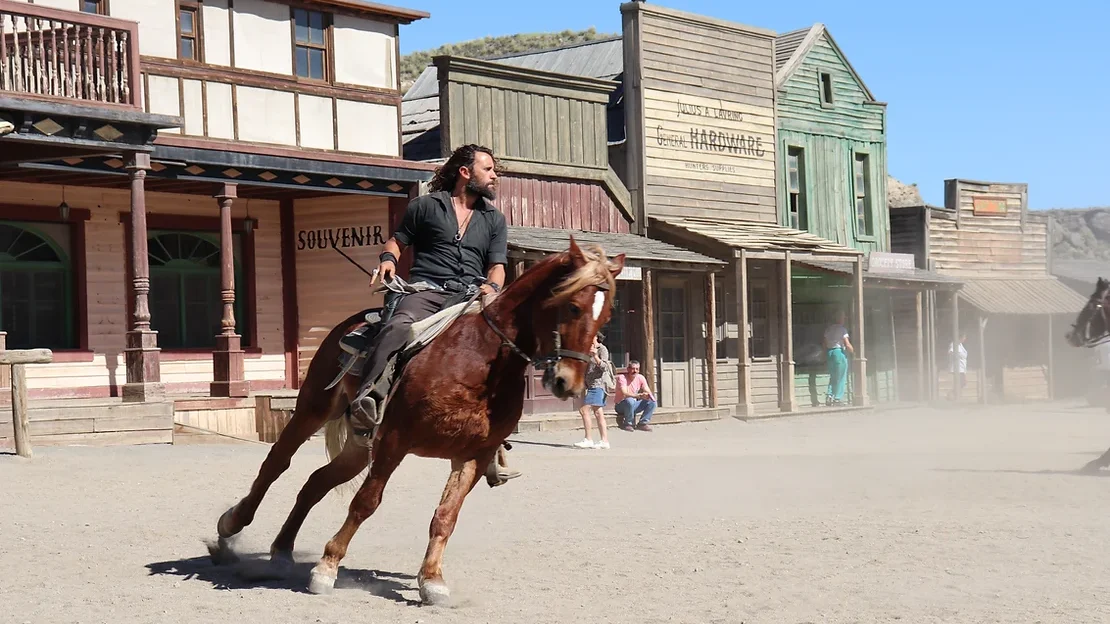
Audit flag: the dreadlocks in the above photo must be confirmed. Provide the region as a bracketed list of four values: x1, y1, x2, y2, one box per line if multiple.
[428, 144, 496, 193]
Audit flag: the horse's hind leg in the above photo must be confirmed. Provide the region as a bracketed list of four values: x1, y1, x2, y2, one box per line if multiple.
[307, 437, 405, 594]
[267, 434, 370, 573]
[418, 448, 496, 605]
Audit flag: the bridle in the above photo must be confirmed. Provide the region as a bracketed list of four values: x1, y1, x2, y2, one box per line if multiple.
[1072, 287, 1110, 348]
[480, 285, 604, 369]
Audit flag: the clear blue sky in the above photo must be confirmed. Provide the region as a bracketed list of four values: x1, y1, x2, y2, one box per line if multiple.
[400, 0, 1109, 210]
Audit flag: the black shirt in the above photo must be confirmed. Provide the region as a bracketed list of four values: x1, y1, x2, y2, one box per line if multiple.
[393, 191, 508, 287]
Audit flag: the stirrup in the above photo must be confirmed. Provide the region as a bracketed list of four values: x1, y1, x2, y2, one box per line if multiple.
[485, 448, 522, 487]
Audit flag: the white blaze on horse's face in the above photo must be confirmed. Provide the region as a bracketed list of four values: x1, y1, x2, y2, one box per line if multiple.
[592, 290, 605, 321]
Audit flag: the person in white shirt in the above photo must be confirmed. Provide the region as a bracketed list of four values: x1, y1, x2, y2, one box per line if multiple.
[823, 310, 855, 406]
[948, 332, 968, 400]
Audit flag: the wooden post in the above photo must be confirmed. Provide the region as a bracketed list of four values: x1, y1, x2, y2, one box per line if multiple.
[915, 291, 925, 402]
[122, 152, 163, 402]
[641, 268, 655, 390]
[1047, 314, 1055, 400]
[735, 252, 753, 416]
[704, 271, 718, 408]
[2, 349, 53, 459]
[211, 183, 248, 398]
[851, 255, 868, 406]
[889, 292, 898, 402]
[950, 291, 960, 402]
[978, 314, 988, 404]
[0, 331, 8, 391]
[780, 252, 797, 412]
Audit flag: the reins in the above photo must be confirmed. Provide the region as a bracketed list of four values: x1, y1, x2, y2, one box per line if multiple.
[479, 287, 596, 369]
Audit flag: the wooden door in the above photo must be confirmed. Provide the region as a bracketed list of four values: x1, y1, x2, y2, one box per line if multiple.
[658, 279, 690, 408]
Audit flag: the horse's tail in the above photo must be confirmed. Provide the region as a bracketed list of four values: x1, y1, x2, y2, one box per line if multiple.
[324, 416, 349, 464]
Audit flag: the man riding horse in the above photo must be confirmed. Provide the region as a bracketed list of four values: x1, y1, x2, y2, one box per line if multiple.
[353, 143, 521, 485]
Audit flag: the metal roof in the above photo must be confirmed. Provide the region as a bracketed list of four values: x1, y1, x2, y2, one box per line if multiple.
[957, 278, 1088, 315]
[775, 26, 813, 72]
[794, 258, 964, 289]
[507, 226, 724, 268]
[651, 217, 862, 257]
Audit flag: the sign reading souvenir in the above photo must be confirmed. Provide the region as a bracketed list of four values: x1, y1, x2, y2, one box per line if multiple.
[972, 196, 1008, 216]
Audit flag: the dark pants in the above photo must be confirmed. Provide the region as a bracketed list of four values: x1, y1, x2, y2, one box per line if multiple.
[362, 290, 452, 393]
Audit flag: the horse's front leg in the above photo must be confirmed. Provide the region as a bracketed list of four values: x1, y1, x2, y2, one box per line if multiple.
[418, 448, 495, 606]
[307, 438, 404, 595]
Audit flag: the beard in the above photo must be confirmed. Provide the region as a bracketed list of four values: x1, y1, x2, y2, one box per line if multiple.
[466, 178, 496, 201]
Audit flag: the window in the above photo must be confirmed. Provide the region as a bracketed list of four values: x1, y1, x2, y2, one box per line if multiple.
[293, 9, 328, 80]
[0, 222, 75, 350]
[600, 281, 632, 369]
[81, 0, 107, 14]
[658, 286, 686, 363]
[749, 280, 770, 358]
[148, 231, 248, 349]
[854, 153, 874, 237]
[714, 279, 739, 360]
[787, 147, 808, 230]
[819, 72, 834, 106]
[178, 2, 200, 61]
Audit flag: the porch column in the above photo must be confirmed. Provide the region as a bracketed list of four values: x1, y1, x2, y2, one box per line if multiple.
[950, 291, 960, 401]
[211, 183, 248, 398]
[851, 254, 869, 406]
[735, 252, 754, 416]
[122, 152, 163, 402]
[915, 291, 925, 401]
[978, 313, 988, 404]
[0, 332, 8, 391]
[704, 271, 718, 408]
[641, 268, 656, 390]
[779, 252, 797, 412]
[1047, 314, 1055, 400]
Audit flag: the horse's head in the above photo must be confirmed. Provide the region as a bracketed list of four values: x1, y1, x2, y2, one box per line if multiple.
[535, 237, 625, 400]
[1066, 277, 1110, 348]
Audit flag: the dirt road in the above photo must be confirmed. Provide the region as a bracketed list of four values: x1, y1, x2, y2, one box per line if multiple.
[2, 402, 1109, 624]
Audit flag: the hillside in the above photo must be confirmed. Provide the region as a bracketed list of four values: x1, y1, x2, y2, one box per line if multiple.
[1048, 208, 1110, 261]
[400, 28, 617, 93]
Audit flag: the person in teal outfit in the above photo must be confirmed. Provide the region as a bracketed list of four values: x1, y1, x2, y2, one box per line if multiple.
[823, 310, 855, 406]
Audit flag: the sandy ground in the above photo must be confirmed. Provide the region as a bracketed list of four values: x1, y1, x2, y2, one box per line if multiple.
[3, 401, 1110, 624]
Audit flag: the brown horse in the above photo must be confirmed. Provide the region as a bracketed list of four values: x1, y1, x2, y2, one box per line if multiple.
[210, 238, 624, 604]
[1065, 277, 1110, 472]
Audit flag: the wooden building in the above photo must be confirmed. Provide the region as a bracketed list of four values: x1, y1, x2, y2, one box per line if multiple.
[890, 180, 1086, 402]
[771, 23, 961, 404]
[0, 0, 434, 424]
[402, 54, 728, 416]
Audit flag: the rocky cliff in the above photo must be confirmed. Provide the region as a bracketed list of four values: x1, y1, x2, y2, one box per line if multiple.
[1048, 208, 1110, 260]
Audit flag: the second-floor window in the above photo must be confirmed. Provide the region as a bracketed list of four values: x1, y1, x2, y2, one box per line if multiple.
[854, 153, 874, 237]
[179, 2, 200, 61]
[81, 0, 107, 14]
[293, 8, 328, 80]
[787, 147, 808, 230]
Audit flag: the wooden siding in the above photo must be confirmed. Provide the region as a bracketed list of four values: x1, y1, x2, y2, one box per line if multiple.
[497, 176, 630, 234]
[623, 3, 778, 223]
[778, 130, 888, 253]
[292, 195, 389, 382]
[750, 361, 780, 413]
[928, 180, 1047, 277]
[777, 34, 884, 143]
[889, 206, 927, 268]
[0, 181, 286, 396]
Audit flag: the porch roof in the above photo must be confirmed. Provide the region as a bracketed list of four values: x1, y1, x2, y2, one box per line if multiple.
[957, 278, 1087, 315]
[794, 257, 964, 290]
[507, 226, 725, 271]
[650, 216, 862, 259]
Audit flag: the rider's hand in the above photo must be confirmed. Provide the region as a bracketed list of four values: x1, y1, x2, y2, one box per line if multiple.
[375, 260, 396, 286]
[479, 283, 497, 297]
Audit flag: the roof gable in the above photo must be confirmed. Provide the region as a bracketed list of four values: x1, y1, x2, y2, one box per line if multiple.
[775, 24, 875, 101]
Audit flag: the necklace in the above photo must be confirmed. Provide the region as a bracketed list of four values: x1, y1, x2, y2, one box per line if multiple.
[454, 204, 474, 243]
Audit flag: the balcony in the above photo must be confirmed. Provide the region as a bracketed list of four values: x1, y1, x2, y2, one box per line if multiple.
[0, 0, 178, 161]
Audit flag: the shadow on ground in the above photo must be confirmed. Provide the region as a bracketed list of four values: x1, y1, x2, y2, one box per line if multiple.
[933, 467, 1110, 478]
[146, 551, 421, 605]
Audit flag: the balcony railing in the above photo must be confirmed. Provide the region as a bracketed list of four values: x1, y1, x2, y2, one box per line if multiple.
[0, 0, 141, 107]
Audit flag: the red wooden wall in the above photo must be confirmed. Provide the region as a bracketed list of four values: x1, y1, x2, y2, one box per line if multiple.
[497, 175, 631, 234]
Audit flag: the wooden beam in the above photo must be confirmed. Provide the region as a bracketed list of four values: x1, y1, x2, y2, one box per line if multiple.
[705, 272, 718, 408]
[735, 252, 753, 416]
[852, 255, 868, 406]
[977, 314, 988, 404]
[0, 332, 8, 391]
[0, 349, 53, 365]
[915, 291, 925, 402]
[11, 364, 31, 458]
[1047, 314, 1055, 400]
[780, 252, 796, 412]
[641, 268, 656, 391]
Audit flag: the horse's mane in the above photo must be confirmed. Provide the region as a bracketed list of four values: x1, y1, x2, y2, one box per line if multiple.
[547, 243, 619, 306]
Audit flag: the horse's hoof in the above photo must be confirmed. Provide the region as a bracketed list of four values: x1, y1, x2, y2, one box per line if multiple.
[206, 536, 241, 566]
[217, 506, 239, 539]
[419, 579, 451, 606]
[307, 566, 337, 595]
[270, 550, 295, 573]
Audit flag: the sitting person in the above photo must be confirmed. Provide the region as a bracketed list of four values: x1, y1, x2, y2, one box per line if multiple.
[615, 360, 656, 432]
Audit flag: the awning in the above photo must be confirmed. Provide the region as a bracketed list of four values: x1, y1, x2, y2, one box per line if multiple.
[957, 278, 1088, 315]
[507, 226, 725, 270]
[794, 258, 964, 290]
[650, 216, 862, 257]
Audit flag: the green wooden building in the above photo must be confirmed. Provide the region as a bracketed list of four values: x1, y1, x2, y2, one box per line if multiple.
[774, 24, 960, 405]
